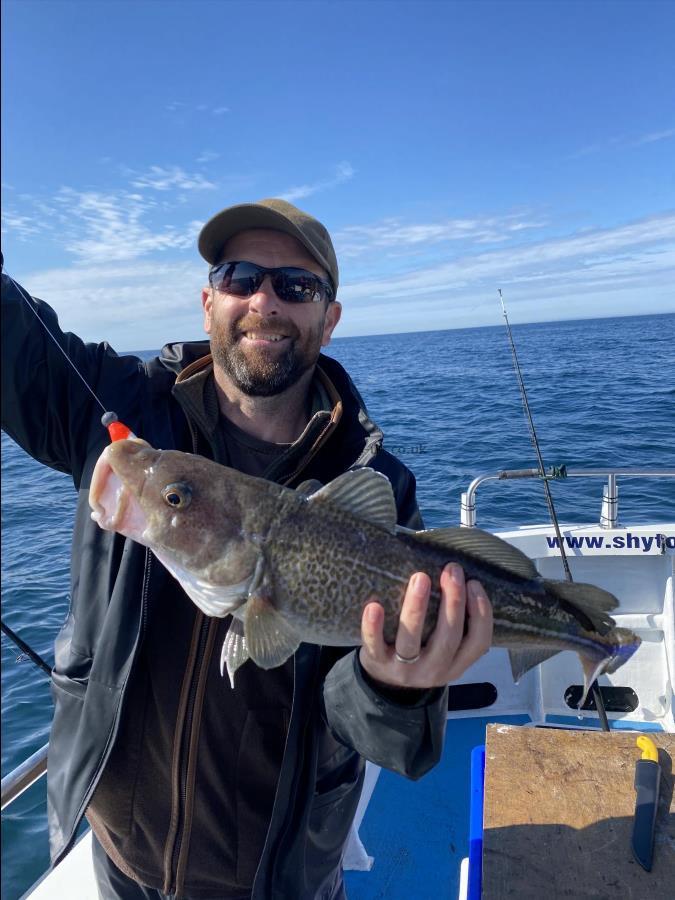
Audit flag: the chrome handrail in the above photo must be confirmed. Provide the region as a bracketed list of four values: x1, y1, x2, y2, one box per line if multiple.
[460, 467, 675, 528]
[1, 742, 48, 811]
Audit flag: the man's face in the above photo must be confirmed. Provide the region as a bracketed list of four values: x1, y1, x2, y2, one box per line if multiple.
[202, 229, 341, 397]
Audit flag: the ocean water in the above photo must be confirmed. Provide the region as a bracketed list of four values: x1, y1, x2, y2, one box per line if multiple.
[2, 313, 675, 898]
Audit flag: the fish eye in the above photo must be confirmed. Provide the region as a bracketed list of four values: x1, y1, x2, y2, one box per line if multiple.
[162, 483, 192, 509]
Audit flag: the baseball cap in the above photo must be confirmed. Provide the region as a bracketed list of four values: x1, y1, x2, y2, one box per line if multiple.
[198, 198, 339, 294]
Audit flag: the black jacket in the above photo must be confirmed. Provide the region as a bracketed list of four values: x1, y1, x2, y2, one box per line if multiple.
[1, 269, 448, 899]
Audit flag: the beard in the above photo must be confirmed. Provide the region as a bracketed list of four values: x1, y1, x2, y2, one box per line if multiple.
[210, 313, 326, 397]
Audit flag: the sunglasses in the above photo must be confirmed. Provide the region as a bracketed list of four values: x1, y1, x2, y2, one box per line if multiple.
[209, 260, 334, 304]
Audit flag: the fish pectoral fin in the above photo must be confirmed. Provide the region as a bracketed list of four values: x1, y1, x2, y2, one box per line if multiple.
[220, 617, 249, 688]
[309, 468, 398, 532]
[508, 648, 560, 682]
[415, 527, 539, 580]
[244, 595, 301, 669]
[545, 580, 618, 634]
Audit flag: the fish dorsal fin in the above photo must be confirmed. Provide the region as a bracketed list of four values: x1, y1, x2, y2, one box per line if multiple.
[508, 648, 560, 682]
[244, 594, 302, 670]
[309, 468, 398, 532]
[415, 527, 539, 580]
[295, 478, 324, 497]
[545, 580, 618, 634]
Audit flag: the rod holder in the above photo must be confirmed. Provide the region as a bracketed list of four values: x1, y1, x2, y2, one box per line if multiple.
[600, 475, 619, 529]
[460, 491, 476, 528]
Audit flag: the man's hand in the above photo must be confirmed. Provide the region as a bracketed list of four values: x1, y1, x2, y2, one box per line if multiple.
[359, 564, 493, 689]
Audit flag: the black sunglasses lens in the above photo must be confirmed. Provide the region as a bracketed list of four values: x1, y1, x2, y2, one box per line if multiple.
[273, 270, 325, 303]
[229, 273, 262, 297]
[211, 262, 263, 297]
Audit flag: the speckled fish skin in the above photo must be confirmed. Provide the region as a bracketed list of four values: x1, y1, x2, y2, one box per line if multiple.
[89, 440, 640, 695]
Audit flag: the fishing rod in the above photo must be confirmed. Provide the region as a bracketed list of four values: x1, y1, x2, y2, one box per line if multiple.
[498, 289, 610, 731]
[0, 620, 52, 677]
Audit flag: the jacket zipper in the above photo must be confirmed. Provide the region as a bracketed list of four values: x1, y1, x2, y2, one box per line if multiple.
[165, 418, 210, 896]
[250, 654, 297, 899]
[251, 648, 325, 900]
[167, 615, 210, 895]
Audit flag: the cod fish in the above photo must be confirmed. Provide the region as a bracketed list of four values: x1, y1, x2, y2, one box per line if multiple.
[89, 439, 640, 698]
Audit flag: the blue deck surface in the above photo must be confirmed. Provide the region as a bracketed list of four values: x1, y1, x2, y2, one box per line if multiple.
[344, 715, 530, 900]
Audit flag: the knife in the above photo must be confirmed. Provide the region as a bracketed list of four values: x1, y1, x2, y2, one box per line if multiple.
[631, 735, 661, 871]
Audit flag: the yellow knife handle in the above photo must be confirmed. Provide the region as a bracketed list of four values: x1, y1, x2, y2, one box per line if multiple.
[636, 736, 659, 762]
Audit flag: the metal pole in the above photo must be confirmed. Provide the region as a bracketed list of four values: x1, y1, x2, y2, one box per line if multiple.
[1, 743, 48, 810]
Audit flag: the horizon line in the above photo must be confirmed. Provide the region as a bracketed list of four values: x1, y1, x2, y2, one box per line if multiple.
[120, 308, 675, 356]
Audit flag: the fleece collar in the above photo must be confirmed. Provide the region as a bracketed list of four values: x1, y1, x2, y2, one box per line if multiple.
[171, 354, 349, 485]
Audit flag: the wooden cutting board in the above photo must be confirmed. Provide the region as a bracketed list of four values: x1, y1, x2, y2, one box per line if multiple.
[482, 725, 675, 899]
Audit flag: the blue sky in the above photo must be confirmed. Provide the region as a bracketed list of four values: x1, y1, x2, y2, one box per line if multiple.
[2, 0, 674, 349]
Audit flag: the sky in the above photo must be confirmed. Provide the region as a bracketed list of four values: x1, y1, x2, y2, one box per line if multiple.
[2, 0, 674, 350]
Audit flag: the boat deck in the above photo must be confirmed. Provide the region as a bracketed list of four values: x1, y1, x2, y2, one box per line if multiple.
[344, 714, 529, 899]
[22, 713, 666, 900]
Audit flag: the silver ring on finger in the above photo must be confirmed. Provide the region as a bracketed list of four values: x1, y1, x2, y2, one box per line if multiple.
[395, 650, 421, 664]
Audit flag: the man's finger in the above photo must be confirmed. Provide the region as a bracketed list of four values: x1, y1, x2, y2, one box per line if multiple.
[360, 599, 388, 664]
[446, 579, 493, 680]
[425, 563, 467, 662]
[395, 572, 430, 661]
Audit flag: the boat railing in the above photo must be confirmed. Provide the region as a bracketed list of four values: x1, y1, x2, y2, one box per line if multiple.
[460, 467, 675, 528]
[1, 741, 48, 811]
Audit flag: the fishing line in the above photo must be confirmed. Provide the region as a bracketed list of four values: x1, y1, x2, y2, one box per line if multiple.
[4, 271, 134, 441]
[6, 272, 109, 415]
[498, 290, 610, 731]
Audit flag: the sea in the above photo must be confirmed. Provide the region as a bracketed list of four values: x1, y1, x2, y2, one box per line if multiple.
[2, 313, 675, 899]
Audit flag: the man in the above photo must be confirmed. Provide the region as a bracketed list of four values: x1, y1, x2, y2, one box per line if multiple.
[1, 199, 492, 900]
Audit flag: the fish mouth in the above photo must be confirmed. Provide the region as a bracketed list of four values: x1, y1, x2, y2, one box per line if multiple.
[89, 448, 131, 530]
[89, 444, 147, 538]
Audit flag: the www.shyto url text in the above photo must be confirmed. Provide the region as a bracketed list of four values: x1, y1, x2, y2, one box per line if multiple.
[546, 532, 675, 552]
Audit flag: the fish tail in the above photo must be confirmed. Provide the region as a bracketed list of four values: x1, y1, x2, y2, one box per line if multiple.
[604, 626, 642, 673]
[577, 627, 641, 708]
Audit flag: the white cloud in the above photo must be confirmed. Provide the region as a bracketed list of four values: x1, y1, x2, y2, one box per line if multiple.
[570, 126, 674, 158]
[1, 210, 43, 240]
[336, 213, 675, 330]
[11, 210, 673, 348]
[130, 166, 216, 191]
[279, 162, 355, 202]
[335, 212, 549, 257]
[17, 260, 208, 349]
[47, 188, 202, 263]
[165, 101, 229, 116]
[196, 150, 220, 164]
[2, 159, 222, 264]
[630, 127, 675, 146]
